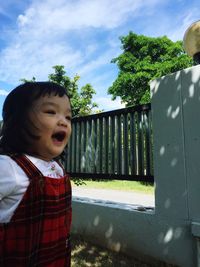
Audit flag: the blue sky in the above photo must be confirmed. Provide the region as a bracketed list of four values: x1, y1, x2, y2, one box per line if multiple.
[0, 0, 200, 119]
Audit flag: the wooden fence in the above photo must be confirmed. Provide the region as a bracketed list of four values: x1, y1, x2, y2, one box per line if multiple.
[65, 103, 154, 182]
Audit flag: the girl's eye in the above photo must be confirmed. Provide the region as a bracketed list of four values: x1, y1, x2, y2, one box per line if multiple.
[66, 116, 72, 121]
[45, 110, 56, 114]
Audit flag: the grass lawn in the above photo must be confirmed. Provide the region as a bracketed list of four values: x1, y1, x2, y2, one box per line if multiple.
[71, 179, 154, 194]
[71, 234, 178, 267]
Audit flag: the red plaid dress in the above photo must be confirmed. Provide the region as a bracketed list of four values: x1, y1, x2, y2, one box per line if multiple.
[0, 154, 72, 267]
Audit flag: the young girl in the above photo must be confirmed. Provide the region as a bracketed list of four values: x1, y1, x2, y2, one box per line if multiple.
[0, 82, 72, 266]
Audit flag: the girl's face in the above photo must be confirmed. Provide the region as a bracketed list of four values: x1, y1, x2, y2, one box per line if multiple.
[28, 94, 72, 161]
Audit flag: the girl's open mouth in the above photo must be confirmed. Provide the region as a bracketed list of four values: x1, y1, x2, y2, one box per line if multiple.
[52, 131, 66, 143]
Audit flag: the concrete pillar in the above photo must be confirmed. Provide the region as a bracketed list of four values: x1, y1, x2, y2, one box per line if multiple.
[151, 69, 188, 220]
[181, 66, 200, 221]
[151, 65, 200, 222]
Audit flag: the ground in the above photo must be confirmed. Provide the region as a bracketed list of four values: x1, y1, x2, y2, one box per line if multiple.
[71, 234, 179, 267]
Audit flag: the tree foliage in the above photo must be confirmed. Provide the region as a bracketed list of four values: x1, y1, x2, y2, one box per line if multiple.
[49, 65, 98, 116]
[108, 32, 194, 106]
[21, 65, 98, 117]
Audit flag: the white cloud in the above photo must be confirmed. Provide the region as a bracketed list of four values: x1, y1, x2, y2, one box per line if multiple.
[0, 41, 82, 82]
[0, 89, 9, 96]
[1, 0, 200, 120]
[94, 96, 125, 111]
[17, 0, 157, 31]
[141, 6, 200, 42]
[0, 0, 161, 84]
[168, 11, 200, 41]
[78, 48, 119, 77]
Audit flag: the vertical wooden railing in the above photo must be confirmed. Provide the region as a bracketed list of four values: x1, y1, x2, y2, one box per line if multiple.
[65, 103, 154, 182]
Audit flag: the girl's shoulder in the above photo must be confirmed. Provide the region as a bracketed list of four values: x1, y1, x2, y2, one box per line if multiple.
[0, 155, 29, 200]
[0, 154, 25, 175]
[0, 154, 14, 164]
[0, 154, 17, 163]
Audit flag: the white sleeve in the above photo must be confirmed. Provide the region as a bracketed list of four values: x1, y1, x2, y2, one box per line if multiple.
[0, 156, 18, 200]
[0, 155, 29, 223]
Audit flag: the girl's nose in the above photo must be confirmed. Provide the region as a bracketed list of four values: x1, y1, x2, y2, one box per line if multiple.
[58, 116, 68, 127]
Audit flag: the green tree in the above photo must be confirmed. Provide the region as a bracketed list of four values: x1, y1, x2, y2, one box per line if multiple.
[48, 65, 98, 116]
[78, 83, 98, 115]
[20, 77, 36, 83]
[21, 65, 98, 117]
[108, 32, 194, 106]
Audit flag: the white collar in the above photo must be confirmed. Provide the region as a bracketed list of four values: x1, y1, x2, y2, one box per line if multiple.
[25, 154, 55, 165]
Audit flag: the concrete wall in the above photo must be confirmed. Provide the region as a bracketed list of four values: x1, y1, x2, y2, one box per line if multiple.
[72, 65, 200, 267]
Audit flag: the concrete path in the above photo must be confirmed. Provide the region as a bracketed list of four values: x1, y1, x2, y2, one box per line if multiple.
[72, 187, 155, 211]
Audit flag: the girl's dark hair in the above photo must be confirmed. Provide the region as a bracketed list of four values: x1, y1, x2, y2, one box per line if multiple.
[0, 81, 70, 157]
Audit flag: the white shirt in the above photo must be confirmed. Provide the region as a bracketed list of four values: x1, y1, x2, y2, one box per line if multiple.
[0, 155, 64, 223]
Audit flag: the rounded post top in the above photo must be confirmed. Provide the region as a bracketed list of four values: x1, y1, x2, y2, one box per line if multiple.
[183, 20, 200, 63]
